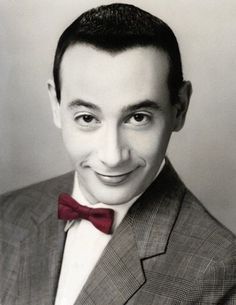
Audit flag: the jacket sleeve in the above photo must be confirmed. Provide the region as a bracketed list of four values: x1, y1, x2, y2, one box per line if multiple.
[186, 256, 236, 304]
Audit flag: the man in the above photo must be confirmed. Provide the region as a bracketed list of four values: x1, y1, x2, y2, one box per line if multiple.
[0, 3, 236, 305]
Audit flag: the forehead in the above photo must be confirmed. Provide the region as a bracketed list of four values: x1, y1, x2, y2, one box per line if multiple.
[60, 44, 170, 106]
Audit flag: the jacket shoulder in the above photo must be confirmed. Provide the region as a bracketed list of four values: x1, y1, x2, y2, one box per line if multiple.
[146, 189, 236, 303]
[173, 189, 236, 264]
[0, 172, 74, 232]
[176, 191, 236, 303]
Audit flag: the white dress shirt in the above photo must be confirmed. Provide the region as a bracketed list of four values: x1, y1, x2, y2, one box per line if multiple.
[55, 160, 165, 305]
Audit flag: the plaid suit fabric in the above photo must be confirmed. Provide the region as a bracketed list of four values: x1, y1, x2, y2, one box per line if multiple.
[1, 160, 236, 305]
[0, 172, 73, 305]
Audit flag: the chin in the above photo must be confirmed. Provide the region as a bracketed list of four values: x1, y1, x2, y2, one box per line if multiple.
[92, 188, 140, 205]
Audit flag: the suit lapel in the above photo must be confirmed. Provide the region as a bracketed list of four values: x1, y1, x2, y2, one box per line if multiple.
[22, 218, 66, 305]
[132, 159, 186, 259]
[0, 220, 28, 305]
[19, 172, 74, 305]
[74, 215, 145, 305]
[74, 159, 186, 305]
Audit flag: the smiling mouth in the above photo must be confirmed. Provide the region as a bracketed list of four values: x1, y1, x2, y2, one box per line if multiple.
[94, 169, 136, 185]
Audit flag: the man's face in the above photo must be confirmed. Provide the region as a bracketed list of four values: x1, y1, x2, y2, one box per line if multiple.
[50, 45, 185, 205]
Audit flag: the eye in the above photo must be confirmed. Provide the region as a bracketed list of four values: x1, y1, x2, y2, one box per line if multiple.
[125, 112, 151, 126]
[74, 113, 100, 128]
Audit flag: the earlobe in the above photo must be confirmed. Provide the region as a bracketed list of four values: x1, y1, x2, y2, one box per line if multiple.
[173, 81, 192, 131]
[47, 79, 62, 129]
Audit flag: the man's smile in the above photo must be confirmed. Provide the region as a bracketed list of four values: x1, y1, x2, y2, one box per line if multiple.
[94, 168, 137, 186]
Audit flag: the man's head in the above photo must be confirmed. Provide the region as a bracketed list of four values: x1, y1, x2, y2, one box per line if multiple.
[48, 3, 192, 205]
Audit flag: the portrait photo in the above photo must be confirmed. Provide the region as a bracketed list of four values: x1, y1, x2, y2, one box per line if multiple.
[0, 1, 236, 304]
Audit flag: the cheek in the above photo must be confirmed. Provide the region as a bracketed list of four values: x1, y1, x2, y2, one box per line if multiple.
[127, 123, 172, 161]
[61, 126, 93, 161]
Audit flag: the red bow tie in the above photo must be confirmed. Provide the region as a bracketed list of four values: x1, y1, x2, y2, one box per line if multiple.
[58, 193, 114, 234]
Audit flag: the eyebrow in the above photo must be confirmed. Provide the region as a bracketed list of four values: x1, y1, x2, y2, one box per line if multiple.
[122, 100, 161, 113]
[68, 99, 100, 111]
[67, 99, 161, 113]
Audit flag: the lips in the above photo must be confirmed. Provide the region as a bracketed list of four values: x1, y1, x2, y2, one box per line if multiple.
[94, 169, 135, 186]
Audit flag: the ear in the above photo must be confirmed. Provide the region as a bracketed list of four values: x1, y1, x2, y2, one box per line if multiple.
[173, 81, 192, 131]
[47, 79, 61, 129]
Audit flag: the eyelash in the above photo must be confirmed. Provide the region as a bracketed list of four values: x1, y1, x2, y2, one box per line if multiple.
[73, 111, 152, 128]
[74, 113, 100, 128]
[125, 112, 152, 126]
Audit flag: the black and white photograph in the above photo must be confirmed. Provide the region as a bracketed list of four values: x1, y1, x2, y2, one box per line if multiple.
[1, 1, 236, 304]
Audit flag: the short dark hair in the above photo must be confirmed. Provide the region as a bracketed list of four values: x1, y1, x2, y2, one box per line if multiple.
[53, 3, 183, 103]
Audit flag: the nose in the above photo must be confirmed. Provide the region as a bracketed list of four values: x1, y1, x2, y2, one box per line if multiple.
[97, 123, 130, 168]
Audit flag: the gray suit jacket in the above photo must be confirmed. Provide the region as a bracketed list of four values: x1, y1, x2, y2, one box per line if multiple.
[1, 160, 236, 305]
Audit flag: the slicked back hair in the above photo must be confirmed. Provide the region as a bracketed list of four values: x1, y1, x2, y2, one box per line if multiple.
[53, 3, 183, 104]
